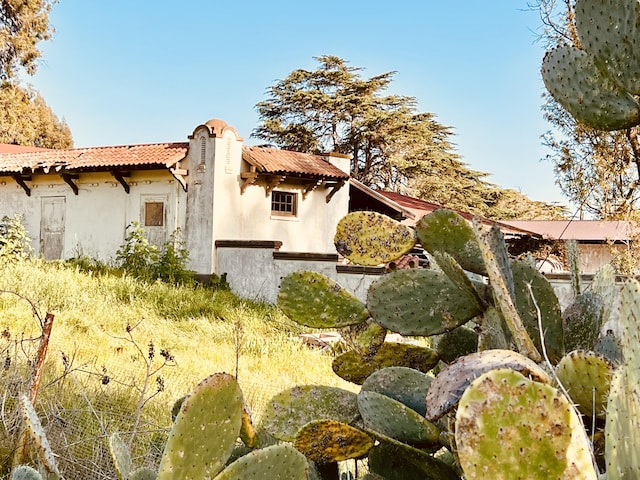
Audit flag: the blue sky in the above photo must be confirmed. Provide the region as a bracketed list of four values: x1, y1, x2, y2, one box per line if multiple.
[30, 1, 569, 208]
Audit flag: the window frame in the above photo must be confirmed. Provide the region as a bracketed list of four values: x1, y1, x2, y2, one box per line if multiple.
[271, 190, 298, 217]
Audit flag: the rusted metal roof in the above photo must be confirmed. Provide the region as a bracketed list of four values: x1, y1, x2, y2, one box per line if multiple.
[242, 146, 349, 179]
[377, 190, 540, 236]
[501, 220, 639, 242]
[0, 142, 189, 174]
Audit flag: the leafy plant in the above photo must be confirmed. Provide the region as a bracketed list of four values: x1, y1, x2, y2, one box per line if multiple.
[115, 222, 159, 279]
[0, 214, 32, 262]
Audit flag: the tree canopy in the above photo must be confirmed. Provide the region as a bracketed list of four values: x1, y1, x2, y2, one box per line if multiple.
[254, 55, 565, 219]
[537, 0, 640, 220]
[0, 0, 72, 148]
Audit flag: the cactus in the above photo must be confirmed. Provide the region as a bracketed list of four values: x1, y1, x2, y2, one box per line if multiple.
[604, 279, 640, 477]
[367, 442, 459, 480]
[541, 0, 640, 130]
[109, 433, 133, 480]
[334, 211, 417, 265]
[367, 268, 483, 336]
[434, 325, 478, 363]
[425, 349, 551, 422]
[11, 466, 43, 480]
[215, 444, 308, 480]
[14, 395, 61, 478]
[416, 208, 485, 274]
[278, 271, 370, 328]
[357, 390, 440, 447]
[293, 419, 374, 464]
[157, 373, 244, 479]
[128, 468, 157, 480]
[556, 350, 614, 419]
[260, 385, 360, 442]
[360, 366, 433, 416]
[455, 369, 598, 479]
[332, 342, 439, 385]
[563, 292, 604, 352]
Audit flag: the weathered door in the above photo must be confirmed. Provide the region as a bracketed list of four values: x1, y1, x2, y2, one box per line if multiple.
[141, 195, 168, 247]
[40, 196, 66, 259]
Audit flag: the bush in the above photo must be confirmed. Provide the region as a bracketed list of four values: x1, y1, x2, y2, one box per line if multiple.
[0, 214, 32, 262]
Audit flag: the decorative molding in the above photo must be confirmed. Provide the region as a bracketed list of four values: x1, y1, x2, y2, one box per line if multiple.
[240, 169, 258, 194]
[273, 252, 338, 262]
[336, 264, 386, 275]
[302, 179, 322, 200]
[215, 240, 283, 250]
[264, 175, 286, 197]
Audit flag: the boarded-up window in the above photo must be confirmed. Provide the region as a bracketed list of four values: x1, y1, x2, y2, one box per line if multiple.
[145, 202, 164, 226]
[271, 191, 297, 216]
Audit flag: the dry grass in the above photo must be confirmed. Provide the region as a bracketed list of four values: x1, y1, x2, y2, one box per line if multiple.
[0, 260, 353, 478]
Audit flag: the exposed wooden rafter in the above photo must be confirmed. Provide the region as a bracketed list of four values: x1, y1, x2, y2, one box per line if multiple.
[61, 173, 79, 195]
[12, 174, 31, 196]
[111, 171, 131, 193]
[264, 175, 286, 197]
[302, 179, 322, 200]
[326, 179, 345, 203]
[169, 167, 188, 192]
[240, 167, 258, 194]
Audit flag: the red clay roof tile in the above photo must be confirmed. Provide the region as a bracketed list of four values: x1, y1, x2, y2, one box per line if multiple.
[0, 143, 189, 174]
[242, 146, 349, 179]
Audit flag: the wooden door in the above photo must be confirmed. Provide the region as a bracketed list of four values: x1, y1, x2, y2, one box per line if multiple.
[40, 196, 66, 259]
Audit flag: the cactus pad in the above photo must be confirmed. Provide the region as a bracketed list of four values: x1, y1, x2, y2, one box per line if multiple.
[425, 349, 551, 421]
[431, 250, 487, 311]
[511, 259, 564, 363]
[157, 373, 243, 480]
[332, 342, 439, 385]
[128, 468, 157, 480]
[455, 369, 598, 479]
[278, 271, 370, 328]
[367, 268, 483, 336]
[240, 399, 258, 448]
[357, 390, 440, 447]
[216, 444, 308, 479]
[361, 366, 433, 416]
[416, 209, 485, 274]
[542, 44, 640, 131]
[11, 466, 43, 480]
[575, 0, 640, 95]
[18, 394, 60, 477]
[260, 385, 359, 442]
[556, 350, 614, 419]
[293, 419, 374, 463]
[109, 432, 132, 480]
[435, 325, 479, 364]
[334, 211, 417, 266]
[339, 319, 387, 356]
[368, 442, 460, 480]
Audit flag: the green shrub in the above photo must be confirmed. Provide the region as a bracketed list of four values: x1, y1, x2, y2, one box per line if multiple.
[0, 214, 32, 262]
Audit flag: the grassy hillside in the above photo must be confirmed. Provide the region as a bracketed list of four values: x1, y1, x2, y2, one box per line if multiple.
[0, 260, 349, 478]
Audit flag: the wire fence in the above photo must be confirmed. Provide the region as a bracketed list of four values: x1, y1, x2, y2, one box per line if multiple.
[0, 331, 289, 480]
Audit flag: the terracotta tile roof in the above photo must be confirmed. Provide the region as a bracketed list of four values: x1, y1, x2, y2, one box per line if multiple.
[501, 220, 639, 242]
[242, 146, 349, 179]
[0, 143, 189, 174]
[0, 144, 50, 153]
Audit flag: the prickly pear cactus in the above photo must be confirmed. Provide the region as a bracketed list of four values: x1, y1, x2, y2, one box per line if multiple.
[128, 468, 157, 480]
[157, 373, 244, 480]
[425, 349, 551, 422]
[367, 268, 483, 336]
[108, 432, 132, 480]
[293, 419, 374, 463]
[260, 385, 359, 442]
[334, 211, 417, 266]
[357, 390, 440, 447]
[416, 209, 485, 274]
[215, 444, 308, 480]
[11, 466, 43, 480]
[332, 342, 439, 385]
[455, 369, 598, 479]
[556, 350, 614, 419]
[15, 394, 61, 478]
[367, 442, 459, 480]
[605, 279, 640, 478]
[360, 366, 433, 416]
[541, 0, 640, 130]
[278, 271, 370, 328]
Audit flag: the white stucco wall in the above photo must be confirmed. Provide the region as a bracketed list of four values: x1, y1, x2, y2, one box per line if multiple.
[0, 171, 184, 262]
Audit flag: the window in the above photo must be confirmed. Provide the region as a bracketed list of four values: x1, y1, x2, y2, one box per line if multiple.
[200, 137, 206, 164]
[145, 202, 164, 226]
[271, 191, 297, 216]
